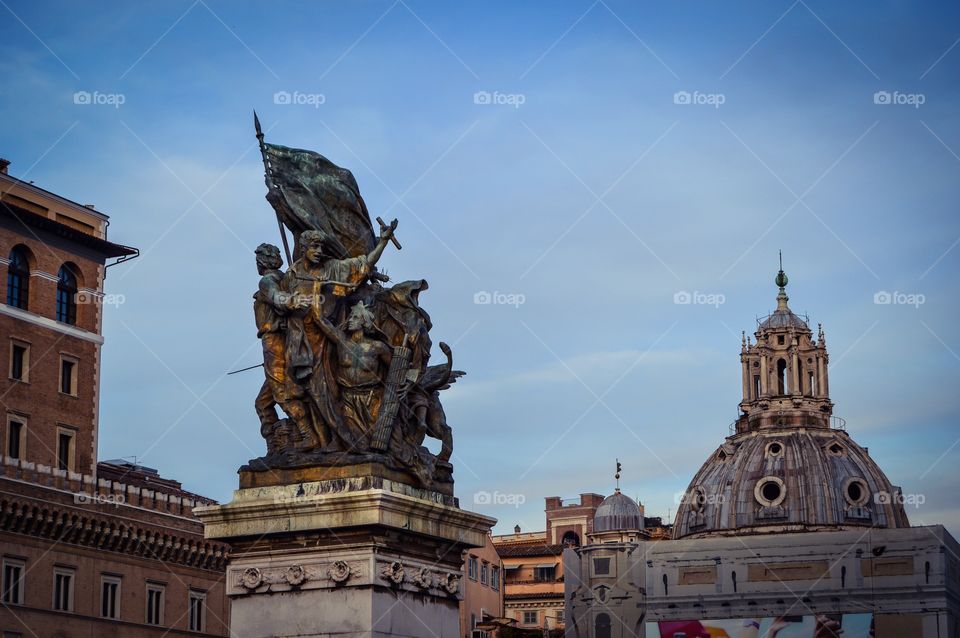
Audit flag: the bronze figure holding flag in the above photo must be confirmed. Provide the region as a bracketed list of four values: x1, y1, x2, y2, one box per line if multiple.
[245, 113, 460, 491]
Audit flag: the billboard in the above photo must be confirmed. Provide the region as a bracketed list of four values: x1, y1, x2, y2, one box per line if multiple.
[646, 614, 873, 638]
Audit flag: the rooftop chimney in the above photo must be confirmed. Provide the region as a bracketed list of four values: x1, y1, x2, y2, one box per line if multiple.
[0, 159, 9, 175]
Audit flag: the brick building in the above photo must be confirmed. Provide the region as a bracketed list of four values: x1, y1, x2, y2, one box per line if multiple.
[0, 160, 230, 637]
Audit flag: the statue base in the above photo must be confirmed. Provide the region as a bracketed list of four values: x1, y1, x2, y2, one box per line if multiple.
[241, 450, 454, 496]
[195, 475, 495, 638]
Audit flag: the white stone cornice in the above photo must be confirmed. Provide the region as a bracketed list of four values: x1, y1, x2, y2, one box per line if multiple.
[0, 303, 103, 344]
[31, 270, 59, 282]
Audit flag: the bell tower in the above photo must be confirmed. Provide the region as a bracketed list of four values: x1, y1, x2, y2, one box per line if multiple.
[736, 258, 833, 433]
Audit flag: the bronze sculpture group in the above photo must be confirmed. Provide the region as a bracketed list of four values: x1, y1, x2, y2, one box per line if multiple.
[248, 115, 459, 489]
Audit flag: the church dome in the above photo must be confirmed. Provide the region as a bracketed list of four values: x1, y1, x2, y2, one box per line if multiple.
[674, 263, 910, 539]
[673, 427, 910, 539]
[594, 490, 642, 533]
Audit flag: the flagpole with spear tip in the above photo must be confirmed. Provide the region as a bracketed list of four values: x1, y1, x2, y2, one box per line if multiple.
[254, 111, 293, 266]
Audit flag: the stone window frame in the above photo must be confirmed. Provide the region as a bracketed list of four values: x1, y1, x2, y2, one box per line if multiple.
[58, 353, 79, 397]
[765, 441, 785, 457]
[592, 556, 612, 576]
[826, 440, 846, 456]
[522, 610, 538, 625]
[467, 555, 478, 580]
[754, 476, 787, 507]
[2, 556, 26, 605]
[6, 413, 27, 460]
[690, 487, 707, 512]
[145, 581, 166, 626]
[52, 565, 75, 612]
[55, 425, 77, 472]
[100, 574, 121, 619]
[843, 477, 871, 507]
[188, 588, 206, 632]
[8, 339, 30, 383]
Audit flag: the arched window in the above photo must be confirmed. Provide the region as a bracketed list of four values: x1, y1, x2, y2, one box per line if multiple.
[6, 247, 30, 310]
[595, 613, 611, 638]
[56, 265, 78, 324]
[776, 358, 787, 395]
[561, 531, 580, 548]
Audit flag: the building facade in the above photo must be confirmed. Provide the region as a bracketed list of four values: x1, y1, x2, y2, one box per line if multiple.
[564, 268, 960, 637]
[0, 161, 230, 637]
[461, 532, 506, 637]
[493, 494, 606, 633]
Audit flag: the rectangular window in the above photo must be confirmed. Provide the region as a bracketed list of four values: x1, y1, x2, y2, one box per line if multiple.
[522, 610, 538, 625]
[146, 584, 164, 625]
[59, 356, 77, 396]
[593, 557, 611, 575]
[57, 430, 75, 472]
[2, 559, 25, 604]
[467, 556, 478, 580]
[53, 567, 74, 612]
[480, 562, 488, 585]
[555, 610, 565, 625]
[7, 419, 24, 459]
[534, 565, 555, 582]
[9, 342, 28, 382]
[490, 566, 500, 591]
[188, 590, 206, 632]
[100, 575, 121, 619]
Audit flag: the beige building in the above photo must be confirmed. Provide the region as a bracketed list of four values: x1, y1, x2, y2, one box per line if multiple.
[461, 532, 505, 637]
[0, 159, 230, 637]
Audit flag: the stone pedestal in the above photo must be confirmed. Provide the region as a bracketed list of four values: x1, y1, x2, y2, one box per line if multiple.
[195, 474, 495, 638]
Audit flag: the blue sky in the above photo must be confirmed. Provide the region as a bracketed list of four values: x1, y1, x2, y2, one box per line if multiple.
[2, 1, 959, 535]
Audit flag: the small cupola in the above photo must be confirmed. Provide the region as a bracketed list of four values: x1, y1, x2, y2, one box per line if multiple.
[589, 461, 648, 543]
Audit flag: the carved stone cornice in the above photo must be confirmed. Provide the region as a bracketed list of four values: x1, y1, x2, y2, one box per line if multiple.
[0, 491, 228, 571]
[226, 555, 462, 599]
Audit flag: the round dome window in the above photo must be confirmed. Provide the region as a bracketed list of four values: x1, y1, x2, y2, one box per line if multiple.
[754, 476, 787, 507]
[843, 478, 870, 507]
[766, 441, 784, 456]
[691, 488, 707, 511]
